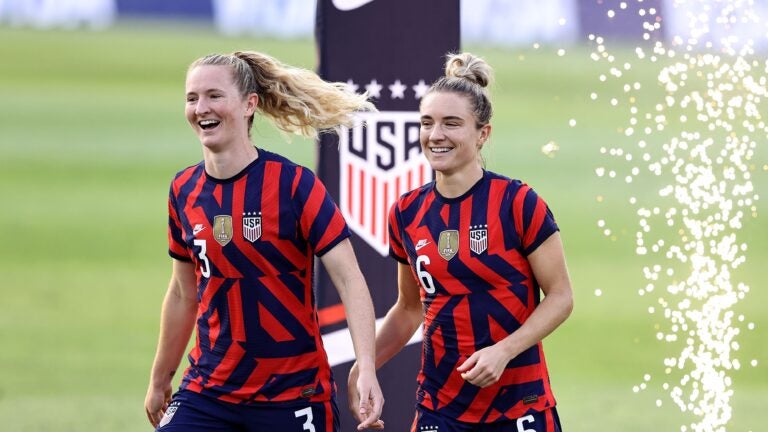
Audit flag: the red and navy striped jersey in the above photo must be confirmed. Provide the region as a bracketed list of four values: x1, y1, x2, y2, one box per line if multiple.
[388, 170, 560, 423]
[167, 149, 350, 404]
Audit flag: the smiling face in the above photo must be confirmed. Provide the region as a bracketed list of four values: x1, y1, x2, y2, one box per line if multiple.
[185, 65, 257, 151]
[419, 91, 491, 176]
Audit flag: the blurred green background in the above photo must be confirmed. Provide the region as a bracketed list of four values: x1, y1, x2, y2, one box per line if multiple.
[0, 23, 764, 431]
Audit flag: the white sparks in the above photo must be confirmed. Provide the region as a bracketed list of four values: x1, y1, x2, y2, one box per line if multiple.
[541, 141, 560, 158]
[591, 1, 764, 430]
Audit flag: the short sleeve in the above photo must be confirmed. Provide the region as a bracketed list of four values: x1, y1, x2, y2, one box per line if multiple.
[168, 184, 192, 261]
[388, 201, 408, 264]
[292, 166, 351, 256]
[512, 184, 559, 256]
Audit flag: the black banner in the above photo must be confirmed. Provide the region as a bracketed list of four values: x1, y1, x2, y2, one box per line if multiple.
[315, 0, 459, 430]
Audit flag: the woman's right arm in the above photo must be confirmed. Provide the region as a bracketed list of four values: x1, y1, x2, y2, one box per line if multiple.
[372, 263, 424, 367]
[144, 259, 198, 428]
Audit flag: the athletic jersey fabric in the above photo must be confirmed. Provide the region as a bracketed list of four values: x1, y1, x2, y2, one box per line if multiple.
[389, 170, 559, 422]
[167, 149, 349, 404]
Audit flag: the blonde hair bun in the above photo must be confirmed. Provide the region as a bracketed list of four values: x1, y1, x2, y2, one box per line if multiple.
[444, 53, 493, 88]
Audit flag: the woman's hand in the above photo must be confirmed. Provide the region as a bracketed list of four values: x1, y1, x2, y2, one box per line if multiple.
[456, 343, 513, 388]
[144, 382, 172, 427]
[348, 362, 385, 430]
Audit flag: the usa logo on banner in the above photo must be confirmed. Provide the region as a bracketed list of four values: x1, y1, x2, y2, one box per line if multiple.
[339, 111, 432, 256]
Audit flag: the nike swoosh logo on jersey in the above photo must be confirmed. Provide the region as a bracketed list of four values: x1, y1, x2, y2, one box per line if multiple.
[415, 239, 430, 250]
[332, 0, 374, 11]
[192, 224, 205, 236]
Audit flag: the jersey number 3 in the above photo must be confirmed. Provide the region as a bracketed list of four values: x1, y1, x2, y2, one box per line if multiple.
[294, 407, 316, 432]
[193, 239, 211, 278]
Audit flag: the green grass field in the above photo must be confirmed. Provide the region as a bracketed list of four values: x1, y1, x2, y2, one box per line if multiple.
[0, 22, 765, 431]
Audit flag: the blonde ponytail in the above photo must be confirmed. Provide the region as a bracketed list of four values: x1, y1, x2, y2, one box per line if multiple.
[190, 51, 375, 139]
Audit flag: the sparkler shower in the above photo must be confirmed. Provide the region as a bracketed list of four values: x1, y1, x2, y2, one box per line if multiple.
[587, 1, 765, 430]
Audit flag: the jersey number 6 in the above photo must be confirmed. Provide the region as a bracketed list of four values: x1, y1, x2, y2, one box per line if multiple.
[415, 255, 436, 294]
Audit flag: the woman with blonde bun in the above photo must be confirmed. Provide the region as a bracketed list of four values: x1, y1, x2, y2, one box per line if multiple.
[349, 52, 573, 431]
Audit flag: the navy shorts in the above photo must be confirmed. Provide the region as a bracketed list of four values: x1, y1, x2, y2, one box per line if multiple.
[412, 405, 562, 432]
[156, 390, 339, 432]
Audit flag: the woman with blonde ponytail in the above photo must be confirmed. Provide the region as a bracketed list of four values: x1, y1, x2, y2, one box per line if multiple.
[349, 52, 573, 431]
[145, 51, 383, 432]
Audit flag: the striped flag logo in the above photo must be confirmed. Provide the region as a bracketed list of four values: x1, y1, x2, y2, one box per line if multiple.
[242, 212, 261, 242]
[469, 225, 488, 255]
[339, 111, 433, 256]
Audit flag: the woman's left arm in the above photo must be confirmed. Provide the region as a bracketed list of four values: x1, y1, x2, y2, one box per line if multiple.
[458, 232, 574, 387]
[320, 238, 384, 430]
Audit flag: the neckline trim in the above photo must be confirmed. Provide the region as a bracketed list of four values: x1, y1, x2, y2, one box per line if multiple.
[432, 170, 487, 203]
[203, 148, 263, 184]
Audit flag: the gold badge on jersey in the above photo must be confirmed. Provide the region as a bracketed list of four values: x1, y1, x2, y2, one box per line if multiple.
[213, 215, 233, 246]
[438, 230, 459, 260]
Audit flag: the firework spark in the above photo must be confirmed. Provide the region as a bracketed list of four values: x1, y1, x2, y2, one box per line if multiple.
[592, 1, 765, 430]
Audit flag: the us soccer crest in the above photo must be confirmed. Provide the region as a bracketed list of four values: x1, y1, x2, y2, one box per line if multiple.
[242, 211, 262, 242]
[213, 215, 233, 246]
[438, 230, 459, 260]
[158, 402, 179, 428]
[339, 111, 433, 257]
[469, 224, 488, 254]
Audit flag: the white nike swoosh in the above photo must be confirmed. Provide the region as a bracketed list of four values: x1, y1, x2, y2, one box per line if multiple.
[415, 242, 430, 251]
[332, 0, 374, 11]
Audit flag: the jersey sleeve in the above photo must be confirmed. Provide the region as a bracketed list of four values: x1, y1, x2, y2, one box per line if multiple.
[511, 184, 559, 256]
[388, 201, 408, 264]
[168, 184, 192, 261]
[292, 166, 351, 256]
